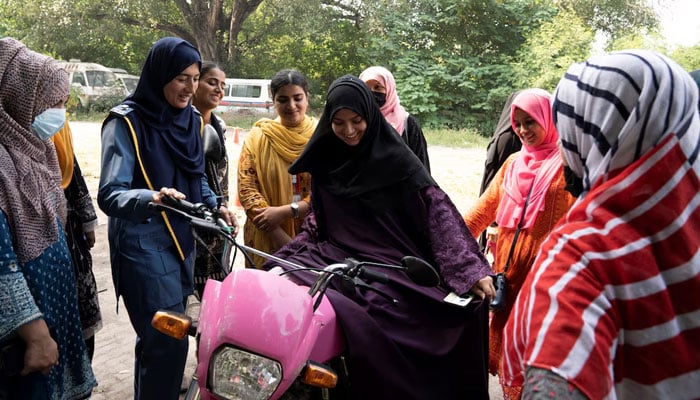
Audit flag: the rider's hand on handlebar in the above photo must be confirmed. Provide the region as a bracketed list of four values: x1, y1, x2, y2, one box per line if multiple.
[469, 275, 496, 301]
[152, 187, 186, 204]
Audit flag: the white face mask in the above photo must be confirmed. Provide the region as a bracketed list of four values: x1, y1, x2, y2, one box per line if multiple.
[31, 108, 66, 140]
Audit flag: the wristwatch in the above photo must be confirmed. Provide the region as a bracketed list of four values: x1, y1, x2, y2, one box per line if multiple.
[290, 202, 300, 219]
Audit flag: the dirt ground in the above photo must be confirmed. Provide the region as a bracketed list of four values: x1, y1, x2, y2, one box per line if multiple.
[68, 120, 502, 399]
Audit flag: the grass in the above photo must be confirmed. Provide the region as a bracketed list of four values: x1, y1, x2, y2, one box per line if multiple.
[216, 110, 271, 130]
[68, 110, 109, 123]
[423, 127, 490, 149]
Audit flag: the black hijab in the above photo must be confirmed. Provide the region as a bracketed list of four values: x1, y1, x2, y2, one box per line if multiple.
[108, 37, 203, 256]
[122, 37, 204, 192]
[290, 75, 434, 210]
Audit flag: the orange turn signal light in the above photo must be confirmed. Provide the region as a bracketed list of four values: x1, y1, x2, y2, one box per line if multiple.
[300, 362, 338, 389]
[151, 310, 191, 340]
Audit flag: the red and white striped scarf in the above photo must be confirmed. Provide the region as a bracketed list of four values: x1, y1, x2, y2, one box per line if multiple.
[503, 50, 700, 399]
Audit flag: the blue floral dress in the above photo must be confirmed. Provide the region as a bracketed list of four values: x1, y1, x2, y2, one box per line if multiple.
[0, 211, 96, 399]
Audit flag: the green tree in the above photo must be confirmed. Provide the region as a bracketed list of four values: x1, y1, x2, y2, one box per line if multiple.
[609, 30, 669, 53]
[671, 44, 700, 72]
[236, 0, 370, 109]
[556, 0, 658, 46]
[512, 9, 594, 91]
[0, 0, 673, 131]
[362, 0, 557, 132]
[0, 0, 264, 70]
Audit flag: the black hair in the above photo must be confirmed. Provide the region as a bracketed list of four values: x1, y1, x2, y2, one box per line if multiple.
[201, 61, 223, 78]
[271, 69, 309, 99]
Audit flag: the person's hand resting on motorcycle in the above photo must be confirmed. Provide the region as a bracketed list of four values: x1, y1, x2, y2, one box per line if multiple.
[469, 276, 496, 301]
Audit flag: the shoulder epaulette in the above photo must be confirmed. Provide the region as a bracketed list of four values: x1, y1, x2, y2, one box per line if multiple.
[110, 104, 133, 117]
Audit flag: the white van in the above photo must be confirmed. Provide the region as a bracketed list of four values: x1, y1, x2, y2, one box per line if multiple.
[109, 68, 140, 95]
[57, 60, 124, 110]
[216, 78, 273, 114]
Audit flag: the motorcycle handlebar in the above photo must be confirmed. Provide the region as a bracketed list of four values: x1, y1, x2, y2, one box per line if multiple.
[159, 194, 197, 213]
[358, 268, 389, 284]
[147, 198, 228, 237]
[149, 195, 305, 271]
[152, 195, 437, 300]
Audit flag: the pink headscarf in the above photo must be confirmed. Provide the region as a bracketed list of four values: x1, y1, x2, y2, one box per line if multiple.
[359, 66, 409, 135]
[495, 88, 562, 229]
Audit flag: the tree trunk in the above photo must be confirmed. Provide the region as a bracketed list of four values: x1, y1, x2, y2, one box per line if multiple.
[227, 0, 264, 68]
[172, 0, 262, 65]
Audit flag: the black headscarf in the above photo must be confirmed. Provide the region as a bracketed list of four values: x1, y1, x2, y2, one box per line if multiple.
[106, 37, 203, 256]
[290, 75, 434, 211]
[122, 37, 204, 191]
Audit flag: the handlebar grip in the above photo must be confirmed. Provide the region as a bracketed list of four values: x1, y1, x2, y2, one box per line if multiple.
[160, 194, 197, 212]
[359, 268, 389, 284]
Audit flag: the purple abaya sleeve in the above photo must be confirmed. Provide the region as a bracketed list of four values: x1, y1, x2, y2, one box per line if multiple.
[423, 186, 493, 295]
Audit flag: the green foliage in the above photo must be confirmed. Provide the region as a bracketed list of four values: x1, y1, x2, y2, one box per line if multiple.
[0, 0, 162, 73]
[1, 0, 684, 135]
[66, 86, 83, 113]
[362, 0, 558, 134]
[512, 9, 594, 91]
[609, 30, 669, 53]
[556, 0, 658, 44]
[672, 45, 700, 72]
[237, 0, 369, 104]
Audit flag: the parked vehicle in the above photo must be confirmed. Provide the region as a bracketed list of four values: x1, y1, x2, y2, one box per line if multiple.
[110, 68, 139, 95]
[216, 78, 273, 114]
[57, 60, 124, 110]
[149, 195, 452, 400]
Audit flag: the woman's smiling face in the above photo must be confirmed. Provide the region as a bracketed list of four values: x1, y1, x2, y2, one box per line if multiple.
[163, 63, 200, 109]
[331, 108, 366, 146]
[193, 67, 225, 111]
[513, 108, 546, 147]
[274, 84, 308, 127]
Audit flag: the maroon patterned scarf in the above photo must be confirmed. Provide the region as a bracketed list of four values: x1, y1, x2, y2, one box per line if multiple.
[0, 38, 69, 262]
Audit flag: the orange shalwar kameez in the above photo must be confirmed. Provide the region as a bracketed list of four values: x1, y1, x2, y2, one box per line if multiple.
[463, 153, 575, 397]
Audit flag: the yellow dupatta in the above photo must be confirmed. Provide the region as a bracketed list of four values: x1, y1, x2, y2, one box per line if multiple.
[51, 121, 75, 189]
[239, 115, 317, 267]
[247, 115, 316, 208]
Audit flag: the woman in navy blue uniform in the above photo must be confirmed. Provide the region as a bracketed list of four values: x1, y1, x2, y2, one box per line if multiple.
[98, 37, 235, 399]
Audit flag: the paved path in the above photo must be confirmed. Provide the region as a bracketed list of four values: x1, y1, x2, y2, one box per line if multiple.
[68, 121, 501, 399]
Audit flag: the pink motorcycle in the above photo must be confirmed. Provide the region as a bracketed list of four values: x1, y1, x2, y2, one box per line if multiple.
[149, 197, 446, 400]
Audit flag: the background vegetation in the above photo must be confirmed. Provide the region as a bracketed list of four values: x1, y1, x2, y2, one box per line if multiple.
[2, 0, 698, 136]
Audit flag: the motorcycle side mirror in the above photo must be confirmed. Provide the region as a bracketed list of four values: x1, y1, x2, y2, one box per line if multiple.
[202, 124, 224, 162]
[401, 256, 440, 287]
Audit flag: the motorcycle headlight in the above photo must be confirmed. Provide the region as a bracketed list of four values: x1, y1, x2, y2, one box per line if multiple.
[209, 345, 282, 400]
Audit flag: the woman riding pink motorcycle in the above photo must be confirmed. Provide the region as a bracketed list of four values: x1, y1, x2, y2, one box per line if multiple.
[266, 75, 495, 399]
